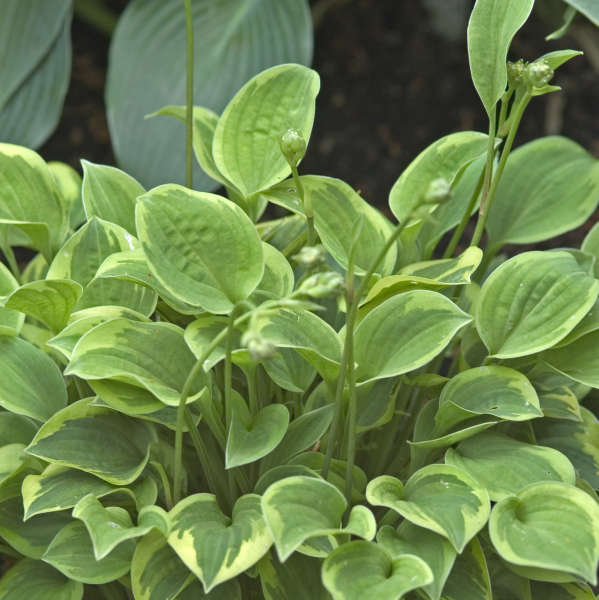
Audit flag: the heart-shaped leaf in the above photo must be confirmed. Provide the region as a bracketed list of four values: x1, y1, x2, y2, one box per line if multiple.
[543, 330, 599, 388]
[445, 432, 576, 501]
[435, 366, 542, 434]
[322, 541, 433, 600]
[226, 396, 289, 468]
[81, 160, 145, 235]
[168, 493, 272, 592]
[26, 398, 157, 485]
[489, 481, 599, 584]
[65, 319, 204, 406]
[3, 279, 82, 333]
[43, 520, 134, 584]
[213, 64, 319, 197]
[476, 251, 599, 358]
[366, 466, 490, 552]
[467, 0, 534, 114]
[377, 522, 456, 600]
[486, 137, 599, 248]
[136, 185, 263, 313]
[0, 336, 67, 421]
[0, 558, 83, 600]
[354, 290, 471, 383]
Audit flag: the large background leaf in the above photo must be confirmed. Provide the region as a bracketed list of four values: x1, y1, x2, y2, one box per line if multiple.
[106, 0, 313, 190]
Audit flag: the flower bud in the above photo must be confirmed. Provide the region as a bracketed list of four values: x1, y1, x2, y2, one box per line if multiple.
[292, 244, 326, 268]
[241, 330, 277, 362]
[298, 271, 345, 299]
[507, 59, 526, 87]
[279, 129, 307, 167]
[526, 60, 554, 88]
[423, 178, 451, 205]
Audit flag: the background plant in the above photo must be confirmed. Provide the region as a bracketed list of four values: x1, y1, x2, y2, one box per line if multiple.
[1, 0, 599, 599]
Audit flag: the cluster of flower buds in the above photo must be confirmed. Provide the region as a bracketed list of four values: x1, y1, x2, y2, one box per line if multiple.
[507, 58, 554, 90]
[292, 244, 327, 268]
[298, 271, 345, 299]
[279, 129, 307, 167]
[241, 329, 277, 362]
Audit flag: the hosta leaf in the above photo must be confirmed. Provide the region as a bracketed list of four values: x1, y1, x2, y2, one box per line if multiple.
[476, 251, 599, 358]
[0, 336, 67, 421]
[168, 493, 272, 592]
[0, 262, 23, 336]
[538, 387, 582, 422]
[302, 176, 396, 276]
[486, 137, 599, 247]
[65, 319, 204, 406]
[259, 405, 335, 473]
[256, 308, 342, 382]
[107, 0, 312, 191]
[136, 185, 263, 313]
[366, 466, 490, 552]
[445, 432, 576, 501]
[263, 348, 316, 393]
[553, 298, 599, 348]
[530, 581, 596, 599]
[322, 541, 433, 600]
[0, 144, 68, 260]
[81, 160, 145, 235]
[543, 330, 599, 388]
[252, 242, 295, 301]
[534, 408, 599, 489]
[72, 495, 162, 559]
[26, 398, 157, 485]
[261, 476, 346, 561]
[47, 216, 156, 315]
[47, 306, 150, 360]
[213, 64, 319, 197]
[354, 290, 471, 383]
[3, 279, 82, 333]
[0, 498, 71, 559]
[377, 522, 456, 600]
[48, 161, 84, 230]
[0, 413, 38, 446]
[226, 396, 289, 468]
[435, 366, 542, 433]
[467, 0, 534, 114]
[43, 520, 134, 584]
[489, 481, 599, 584]
[442, 537, 492, 600]
[389, 131, 490, 222]
[0, 558, 83, 600]
[22, 464, 155, 520]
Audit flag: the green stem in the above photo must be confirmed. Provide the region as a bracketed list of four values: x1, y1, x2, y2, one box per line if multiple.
[442, 167, 486, 258]
[344, 272, 358, 501]
[322, 215, 412, 479]
[183, 0, 194, 189]
[2, 245, 20, 283]
[282, 230, 308, 258]
[497, 89, 514, 136]
[224, 311, 238, 502]
[471, 93, 530, 247]
[73, 0, 117, 36]
[291, 164, 316, 245]
[246, 366, 258, 415]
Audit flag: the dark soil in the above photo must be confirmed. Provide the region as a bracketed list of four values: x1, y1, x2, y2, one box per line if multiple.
[40, 0, 599, 234]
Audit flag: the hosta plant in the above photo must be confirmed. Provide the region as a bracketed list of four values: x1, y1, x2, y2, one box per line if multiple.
[1, 0, 599, 598]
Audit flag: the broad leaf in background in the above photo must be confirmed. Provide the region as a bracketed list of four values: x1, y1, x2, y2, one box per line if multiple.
[389, 131, 490, 222]
[354, 290, 471, 383]
[213, 64, 320, 198]
[489, 482, 599, 584]
[467, 0, 535, 114]
[106, 0, 313, 190]
[0, 262, 24, 335]
[0, 1, 72, 149]
[0, 558, 83, 600]
[476, 251, 598, 358]
[136, 185, 264, 314]
[543, 329, 599, 388]
[441, 537, 492, 600]
[563, 0, 599, 26]
[168, 493, 272, 592]
[321, 541, 433, 600]
[486, 137, 599, 248]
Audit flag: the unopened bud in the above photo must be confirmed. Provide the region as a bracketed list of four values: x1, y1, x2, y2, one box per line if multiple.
[423, 178, 451, 205]
[299, 271, 345, 299]
[241, 331, 277, 362]
[292, 244, 326, 268]
[279, 129, 307, 167]
[526, 60, 554, 88]
[507, 59, 526, 87]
